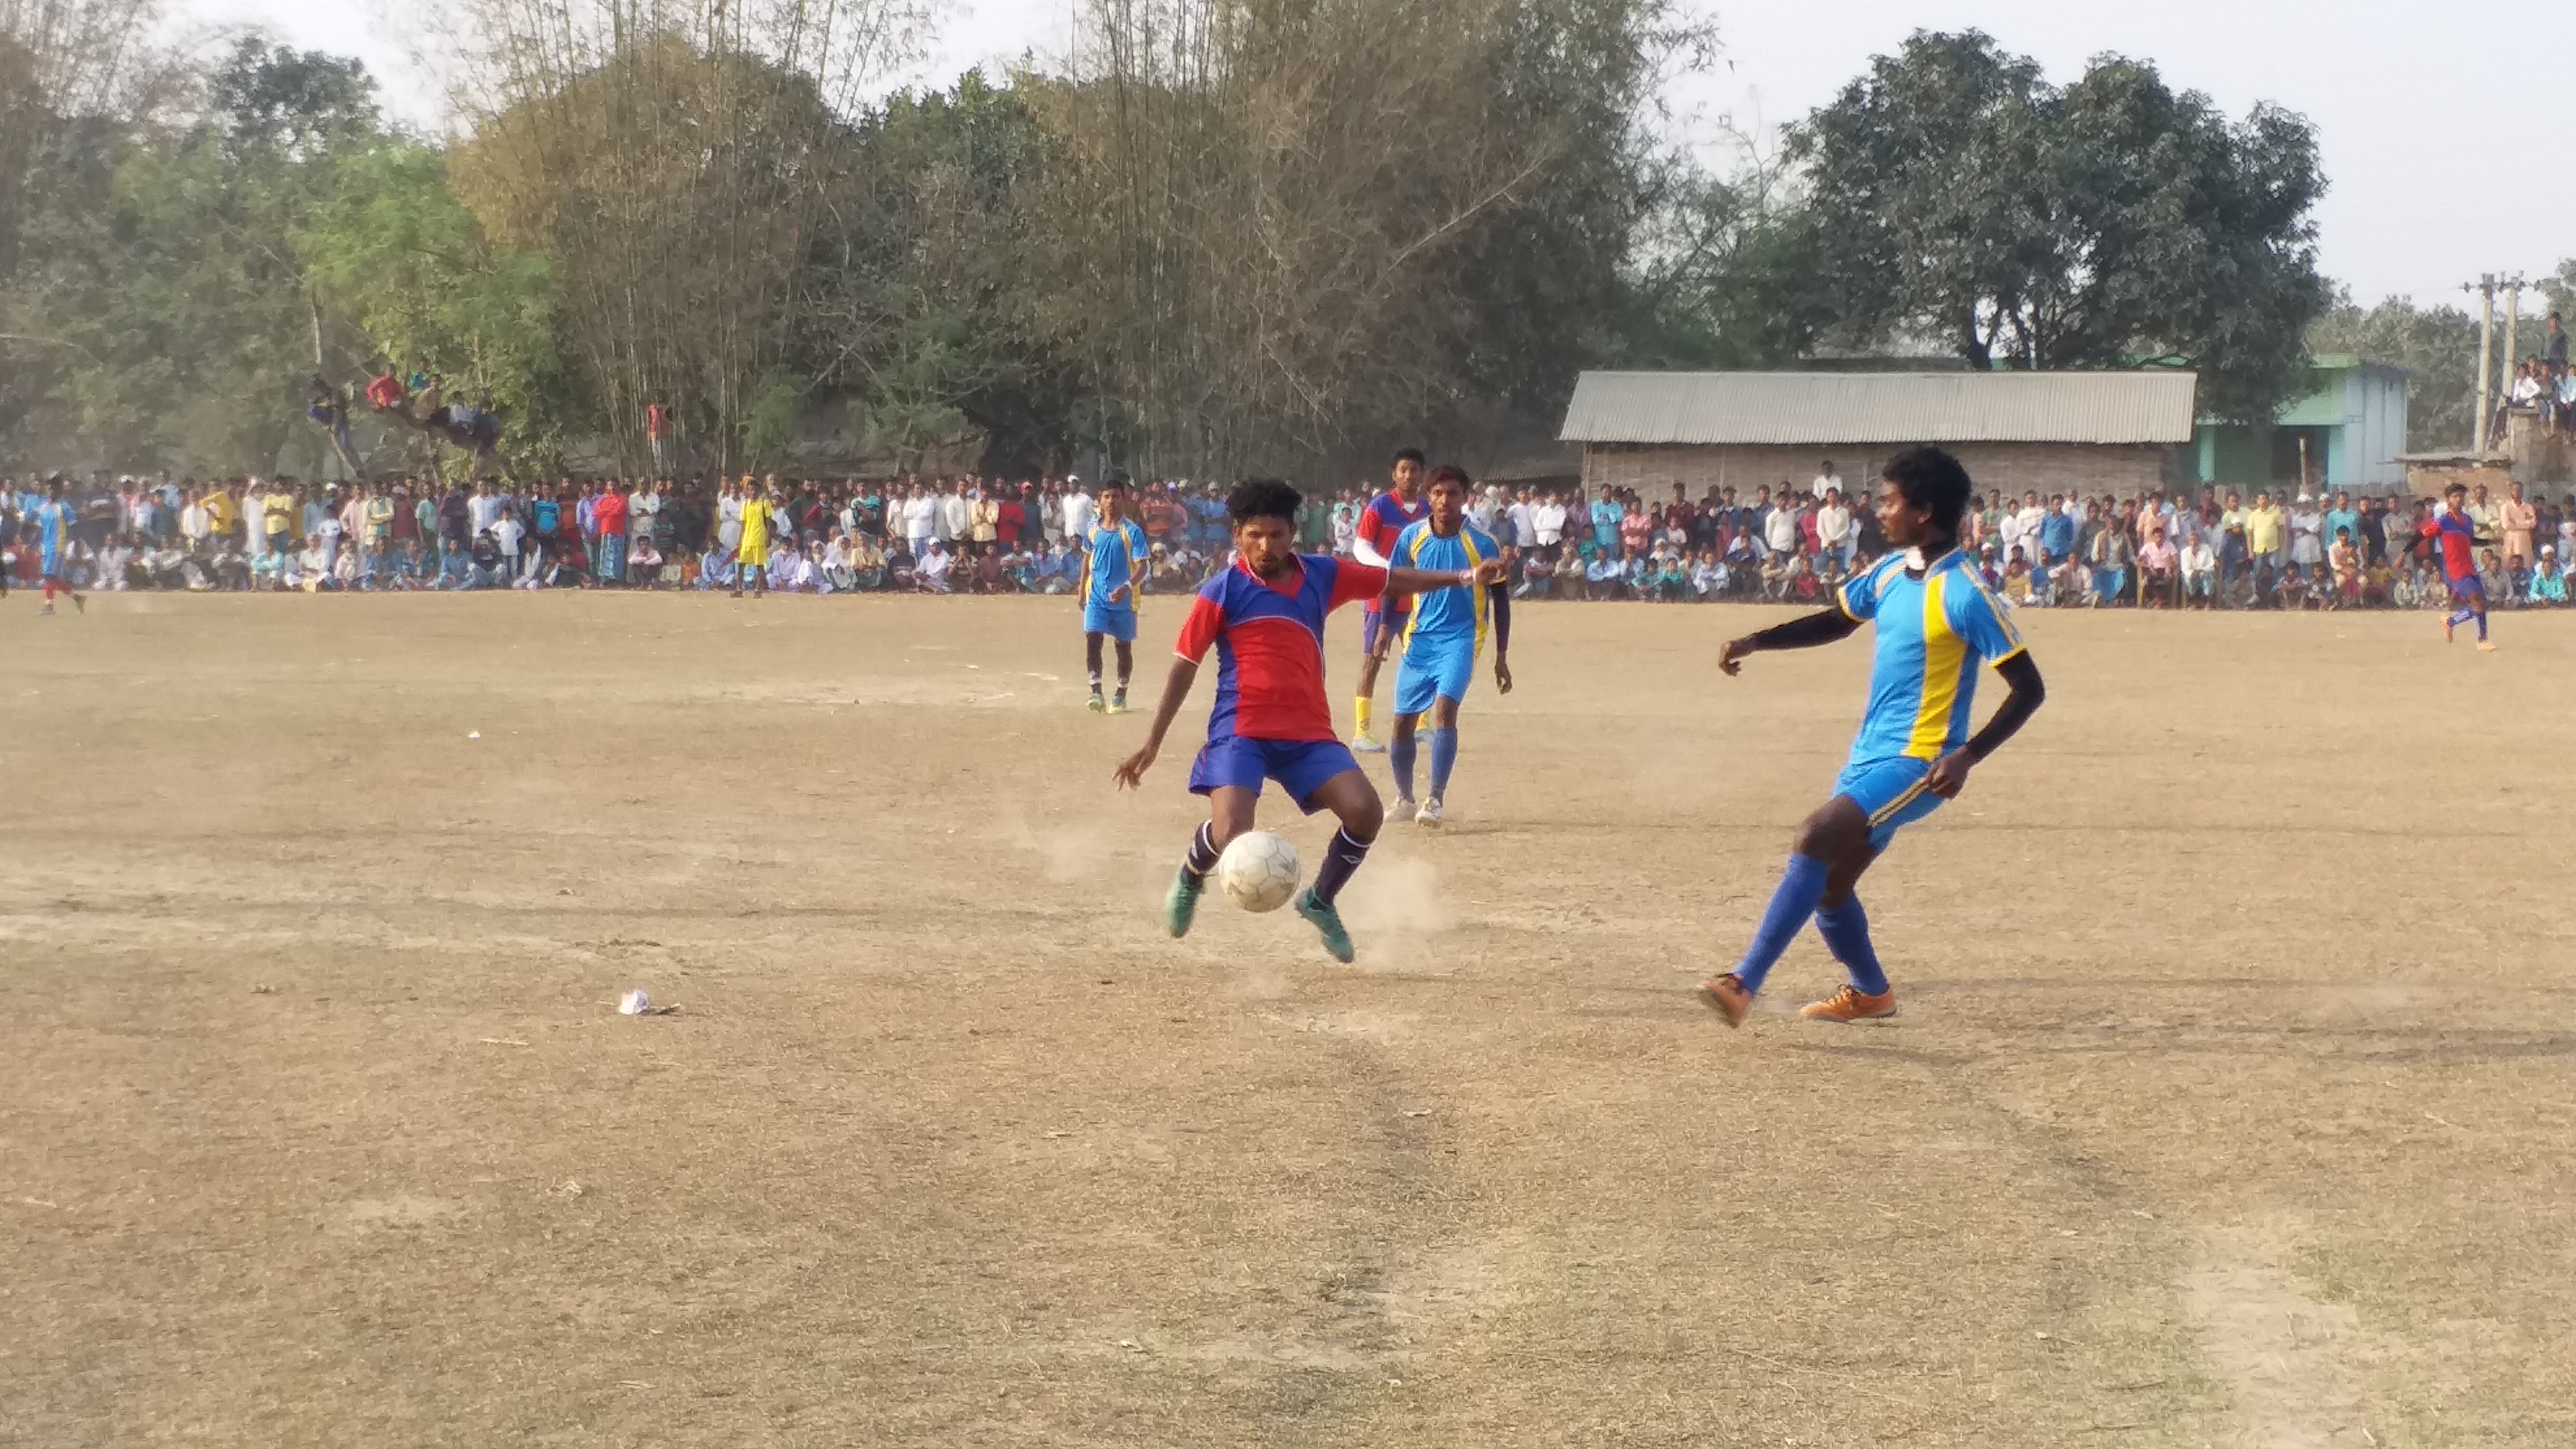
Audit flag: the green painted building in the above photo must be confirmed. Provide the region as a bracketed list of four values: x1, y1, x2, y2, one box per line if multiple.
[2186, 356, 2410, 493]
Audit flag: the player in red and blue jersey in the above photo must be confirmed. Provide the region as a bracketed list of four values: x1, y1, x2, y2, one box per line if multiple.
[2420, 481, 2496, 650]
[1114, 478, 1504, 962]
[1348, 448, 1430, 754]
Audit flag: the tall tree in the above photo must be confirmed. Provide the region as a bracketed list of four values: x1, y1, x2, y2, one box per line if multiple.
[1790, 30, 2330, 423]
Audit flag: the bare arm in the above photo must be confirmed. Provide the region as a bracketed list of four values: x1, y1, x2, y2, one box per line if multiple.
[1716, 605, 1863, 675]
[1926, 651, 2046, 798]
[1111, 657, 1199, 788]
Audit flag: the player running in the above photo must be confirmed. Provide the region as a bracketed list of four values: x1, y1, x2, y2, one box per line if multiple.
[1112, 479, 1505, 963]
[1698, 447, 2045, 1026]
[1081, 476, 1149, 713]
[1348, 448, 1431, 753]
[2422, 482, 2495, 651]
[34, 481, 84, 616]
[1386, 465, 1513, 826]
[733, 478, 778, 599]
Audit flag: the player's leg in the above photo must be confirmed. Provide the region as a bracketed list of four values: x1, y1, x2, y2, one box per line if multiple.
[1803, 845, 1896, 1021]
[1165, 783, 1257, 939]
[1085, 631, 1108, 711]
[1111, 639, 1134, 712]
[1292, 763, 1385, 964]
[1701, 795, 1872, 1024]
[1388, 709, 1420, 811]
[1419, 693, 1463, 824]
[1352, 610, 1389, 751]
[2469, 585, 2493, 648]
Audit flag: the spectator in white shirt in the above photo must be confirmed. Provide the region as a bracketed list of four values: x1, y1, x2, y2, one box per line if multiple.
[1815, 490, 1854, 568]
[1811, 460, 1841, 500]
[937, 481, 970, 543]
[1533, 494, 1567, 550]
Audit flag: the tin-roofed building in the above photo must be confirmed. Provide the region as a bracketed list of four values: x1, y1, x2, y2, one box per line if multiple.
[1557, 370, 2200, 499]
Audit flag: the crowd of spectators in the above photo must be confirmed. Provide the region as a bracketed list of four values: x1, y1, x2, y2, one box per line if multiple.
[11, 466, 2576, 612]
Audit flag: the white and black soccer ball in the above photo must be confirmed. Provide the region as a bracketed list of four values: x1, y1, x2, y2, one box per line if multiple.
[1216, 830, 1301, 913]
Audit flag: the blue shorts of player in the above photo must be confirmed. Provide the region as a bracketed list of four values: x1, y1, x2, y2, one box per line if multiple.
[2446, 570, 2484, 600]
[1836, 756, 1945, 851]
[1189, 737, 1361, 813]
[1082, 602, 1137, 642]
[1361, 600, 1411, 654]
[1393, 637, 1475, 717]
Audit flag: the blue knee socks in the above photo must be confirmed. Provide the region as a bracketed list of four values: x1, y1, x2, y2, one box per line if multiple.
[1814, 897, 1890, 996]
[1732, 854, 1830, 995]
[1390, 731, 1418, 800]
[1427, 728, 1457, 799]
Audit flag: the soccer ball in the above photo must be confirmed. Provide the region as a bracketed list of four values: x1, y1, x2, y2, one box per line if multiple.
[1216, 830, 1302, 913]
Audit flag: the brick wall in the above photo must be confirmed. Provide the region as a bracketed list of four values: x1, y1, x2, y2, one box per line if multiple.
[1579, 442, 2175, 500]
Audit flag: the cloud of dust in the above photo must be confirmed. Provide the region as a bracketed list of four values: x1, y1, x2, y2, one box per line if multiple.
[1338, 856, 1457, 938]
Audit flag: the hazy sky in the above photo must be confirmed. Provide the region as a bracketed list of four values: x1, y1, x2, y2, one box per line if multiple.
[175, 0, 2572, 309]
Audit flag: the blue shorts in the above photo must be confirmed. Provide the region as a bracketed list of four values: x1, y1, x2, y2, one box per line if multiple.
[1835, 755, 1945, 851]
[1082, 602, 1137, 642]
[1188, 736, 1361, 812]
[1362, 600, 1410, 655]
[2446, 571, 2484, 601]
[1394, 636, 1476, 717]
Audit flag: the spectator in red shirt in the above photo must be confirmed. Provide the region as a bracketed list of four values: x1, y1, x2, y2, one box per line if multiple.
[594, 483, 630, 584]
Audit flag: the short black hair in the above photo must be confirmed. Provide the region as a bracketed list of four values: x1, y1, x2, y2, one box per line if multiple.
[1228, 478, 1303, 525]
[1424, 463, 1472, 493]
[1880, 446, 1972, 533]
[1393, 447, 1426, 468]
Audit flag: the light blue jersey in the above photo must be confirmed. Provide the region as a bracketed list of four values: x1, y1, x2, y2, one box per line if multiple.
[1082, 520, 1145, 608]
[1394, 520, 1502, 652]
[1835, 548, 2025, 767]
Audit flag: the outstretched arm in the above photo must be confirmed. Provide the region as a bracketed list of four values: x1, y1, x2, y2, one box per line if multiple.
[1716, 606, 1863, 675]
[1112, 657, 1199, 789]
[1384, 560, 1507, 598]
[1926, 651, 2045, 798]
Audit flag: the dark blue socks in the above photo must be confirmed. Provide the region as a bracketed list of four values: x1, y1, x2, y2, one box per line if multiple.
[1732, 854, 1830, 995]
[1390, 732, 1418, 800]
[1815, 897, 1890, 996]
[1427, 728, 1457, 799]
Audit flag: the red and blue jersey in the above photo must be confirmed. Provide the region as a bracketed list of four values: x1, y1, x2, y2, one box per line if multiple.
[1175, 555, 1389, 742]
[2422, 508, 2476, 580]
[1356, 490, 1429, 609]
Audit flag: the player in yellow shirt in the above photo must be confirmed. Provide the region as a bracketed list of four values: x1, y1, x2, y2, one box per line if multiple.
[734, 477, 776, 599]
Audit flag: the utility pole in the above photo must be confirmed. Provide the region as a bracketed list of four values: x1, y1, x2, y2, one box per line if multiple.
[2469, 273, 2497, 452]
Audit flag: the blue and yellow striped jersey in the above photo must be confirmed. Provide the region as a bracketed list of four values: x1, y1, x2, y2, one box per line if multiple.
[1394, 520, 1500, 651]
[1836, 548, 2026, 765]
[1082, 521, 1145, 608]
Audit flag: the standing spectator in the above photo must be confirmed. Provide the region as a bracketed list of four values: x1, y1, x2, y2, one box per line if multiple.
[594, 481, 629, 584]
[2089, 516, 2134, 605]
[2500, 481, 2537, 569]
[968, 485, 1000, 556]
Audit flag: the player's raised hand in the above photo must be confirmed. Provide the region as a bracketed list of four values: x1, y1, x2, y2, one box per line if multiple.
[1471, 559, 1508, 587]
[1717, 637, 1754, 676]
[1926, 749, 1975, 799]
[1494, 657, 1514, 695]
[1112, 744, 1158, 790]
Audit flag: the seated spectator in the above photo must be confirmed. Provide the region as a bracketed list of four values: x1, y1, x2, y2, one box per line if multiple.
[2327, 532, 2361, 608]
[1516, 549, 1552, 599]
[2478, 547, 2512, 605]
[1585, 548, 1625, 600]
[971, 543, 1006, 594]
[629, 535, 663, 585]
[2531, 546, 2569, 605]
[1691, 551, 1727, 600]
[2001, 555, 2037, 605]
[886, 541, 916, 591]
[821, 533, 856, 592]
[2138, 532, 2177, 607]
[916, 538, 954, 593]
[2274, 563, 2312, 610]
[1784, 551, 1820, 602]
[1552, 545, 1585, 599]
[467, 529, 506, 589]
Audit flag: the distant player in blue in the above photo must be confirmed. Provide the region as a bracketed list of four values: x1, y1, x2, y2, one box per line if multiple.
[1699, 447, 2045, 1026]
[1081, 476, 1149, 713]
[34, 480, 86, 616]
[1386, 465, 1513, 826]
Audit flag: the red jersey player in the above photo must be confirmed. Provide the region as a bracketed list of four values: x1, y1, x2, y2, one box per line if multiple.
[1347, 448, 1431, 752]
[1114, 478, 1504, 962]
[2420, 481, 2495, 650]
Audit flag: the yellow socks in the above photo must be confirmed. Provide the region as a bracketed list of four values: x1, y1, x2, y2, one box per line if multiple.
[1353, 696, 1374, 737]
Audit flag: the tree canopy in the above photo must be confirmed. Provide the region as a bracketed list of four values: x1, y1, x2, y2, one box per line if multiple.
[1788, 30, 2332, 424]
[0, 12, 2407, 477]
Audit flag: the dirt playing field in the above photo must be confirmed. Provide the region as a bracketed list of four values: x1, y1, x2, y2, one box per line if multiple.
[4, 591, 2572, 1448]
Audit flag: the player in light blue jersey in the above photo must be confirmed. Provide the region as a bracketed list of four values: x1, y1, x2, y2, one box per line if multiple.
[1081, 476, 1148, 713]
[1699, 446, 2045, 1026]
[1386, 465, 1512, 825]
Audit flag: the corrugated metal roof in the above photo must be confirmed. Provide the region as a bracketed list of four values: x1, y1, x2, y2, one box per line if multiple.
[1558, 371, 2199, 447]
